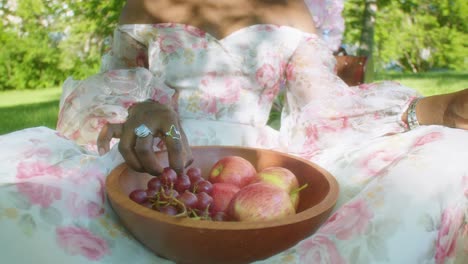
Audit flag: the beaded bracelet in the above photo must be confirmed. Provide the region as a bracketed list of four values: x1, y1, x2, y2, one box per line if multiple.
[407, 97, 422, 130]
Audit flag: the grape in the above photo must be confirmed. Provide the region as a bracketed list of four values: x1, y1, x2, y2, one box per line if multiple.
[161, 189, 179, 201]
[131, 166, 234, 222]
[190, 177, 204, 191]
[178, 191, 198, 209]
[161, 167, 177, 185]
[174, 174, 191, 193]
[141, 201, 154, 209]
[195, 192, 213, 211]
[147, 177, 162, 191]
[187, 167, 202, 181]
[159, 205, 178, 216]
[129, 189, 148, 204]
[212, 212, 228, 222]
[195, 180, 213, 194]
[198, 209, 211, 220]
[146, 188, 158, 198]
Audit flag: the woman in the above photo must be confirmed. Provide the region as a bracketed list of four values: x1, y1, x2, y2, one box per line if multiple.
[1, 0, 467, 263]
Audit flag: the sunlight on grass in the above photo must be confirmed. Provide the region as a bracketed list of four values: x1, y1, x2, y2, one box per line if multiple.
[374, 72, 468, 96]
[0, 87, 62, 107]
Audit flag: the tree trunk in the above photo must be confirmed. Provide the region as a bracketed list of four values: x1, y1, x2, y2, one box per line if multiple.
[359, 0, 377, 82]
[359, 0, 378, 57]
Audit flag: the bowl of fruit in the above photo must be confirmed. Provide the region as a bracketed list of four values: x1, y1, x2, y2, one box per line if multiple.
[105, 146, 339, 264]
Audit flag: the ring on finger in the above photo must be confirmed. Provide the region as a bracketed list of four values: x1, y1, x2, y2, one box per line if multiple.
[165, 124, 181, 140]
[134, 124, 153, 138]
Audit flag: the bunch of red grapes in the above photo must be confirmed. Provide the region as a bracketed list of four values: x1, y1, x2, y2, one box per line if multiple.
[128, 167, 227, 221]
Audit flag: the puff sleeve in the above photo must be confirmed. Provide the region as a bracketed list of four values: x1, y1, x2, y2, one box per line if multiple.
[279, 35, 420, 160]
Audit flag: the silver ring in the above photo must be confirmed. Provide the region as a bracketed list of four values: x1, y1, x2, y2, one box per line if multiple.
[165, 125, 181, 140]
[134, 124, 153, 138]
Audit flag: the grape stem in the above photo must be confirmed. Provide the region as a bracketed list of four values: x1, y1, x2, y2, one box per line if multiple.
[160, 189, 188, 218]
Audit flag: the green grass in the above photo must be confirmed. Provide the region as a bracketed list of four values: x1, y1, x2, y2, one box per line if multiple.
[1, 72, 467, 135]
[0, 87, 61, 135]
[374, 71, 468, 96]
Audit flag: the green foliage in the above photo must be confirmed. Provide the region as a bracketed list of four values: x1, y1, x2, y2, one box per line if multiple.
[0, 0, 466, 90]
[343, 0, 468, 72]
[0, 0, 125, 90]
[0, 0, 65, 90]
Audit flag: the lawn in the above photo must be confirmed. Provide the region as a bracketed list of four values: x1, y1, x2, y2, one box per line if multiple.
[0, 71, 467, 135]
[374, 71, 467, 96]
[0, 87, 61, 135]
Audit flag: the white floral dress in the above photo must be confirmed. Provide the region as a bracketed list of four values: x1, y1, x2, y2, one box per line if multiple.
[0, 23, 467, 264]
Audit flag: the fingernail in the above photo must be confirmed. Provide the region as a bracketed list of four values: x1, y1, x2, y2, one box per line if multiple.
[98, 147, 105, 156]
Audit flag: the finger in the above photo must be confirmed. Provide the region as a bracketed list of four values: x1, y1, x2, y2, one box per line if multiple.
[118, 124, 144, 172]
[97, 123, 123, 155]
[134, 135, 164, 175]
[160, 121, 185, 175]
[177, 119, 193, 168]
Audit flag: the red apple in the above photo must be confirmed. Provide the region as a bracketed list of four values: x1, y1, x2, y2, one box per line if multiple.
[255, 167, 300, 210]
[255, 167, 299, 192]
[228, 182, 295, 221]
[208, 156, 257, 188]
[290, 190, 300, 211]
[210, 183, 240, 213]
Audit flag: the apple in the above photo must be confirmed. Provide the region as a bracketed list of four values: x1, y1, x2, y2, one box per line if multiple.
[210, 183, 240, 213]
[255, 167, 301, 210]
[208, 156, 257, 188]
[228, 182, 295, 221]
[255, 167, 299, 192]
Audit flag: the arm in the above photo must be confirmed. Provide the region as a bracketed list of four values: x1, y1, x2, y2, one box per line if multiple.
[403, 89, 468, 129]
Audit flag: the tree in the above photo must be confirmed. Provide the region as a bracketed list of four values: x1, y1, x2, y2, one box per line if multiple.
[0, 0, 67, 90]
[358, 0, 377, 57]
[343, 0, 467, 72]
[0, 0, 125, 90]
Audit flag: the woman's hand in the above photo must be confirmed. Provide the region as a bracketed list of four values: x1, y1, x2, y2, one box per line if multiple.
[97, 100, 193, 175]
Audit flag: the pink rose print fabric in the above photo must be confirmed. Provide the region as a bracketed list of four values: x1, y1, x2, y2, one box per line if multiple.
[1, 4, 468, 263]
[304, 0, 345, 51]
[320, 199, 374, 240]
[56, 226, 109, 261]
[298, 235, 346, 264]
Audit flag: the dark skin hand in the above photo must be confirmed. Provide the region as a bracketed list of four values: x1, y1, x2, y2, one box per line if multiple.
[97, 101, 193, 175]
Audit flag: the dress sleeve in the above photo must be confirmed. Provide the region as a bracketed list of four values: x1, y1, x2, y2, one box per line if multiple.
[56, 68, 175, 151]
[58, 25, 175, 151]
[100, 28, 149, 72]
[279, 35, 420, 159]
[303, 0, 345, 52]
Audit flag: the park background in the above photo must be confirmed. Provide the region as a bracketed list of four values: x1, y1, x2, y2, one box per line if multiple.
[0, 0, 467, 134]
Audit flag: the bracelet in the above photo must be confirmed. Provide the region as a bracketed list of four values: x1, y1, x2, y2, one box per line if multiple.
[407, 97, 422, 130]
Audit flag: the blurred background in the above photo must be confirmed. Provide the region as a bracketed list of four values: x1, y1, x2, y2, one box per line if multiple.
[0, 0, 467, 134]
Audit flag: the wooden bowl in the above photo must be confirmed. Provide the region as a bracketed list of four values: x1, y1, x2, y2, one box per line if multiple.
[106, 146, 339, 264]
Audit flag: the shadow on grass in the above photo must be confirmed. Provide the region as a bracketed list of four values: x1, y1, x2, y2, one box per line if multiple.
[0, 100, 59, 135]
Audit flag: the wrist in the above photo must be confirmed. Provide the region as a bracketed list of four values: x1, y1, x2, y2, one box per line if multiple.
[406, 97, 422, 130]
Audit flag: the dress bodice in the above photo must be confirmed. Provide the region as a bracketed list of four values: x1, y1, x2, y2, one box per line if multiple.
[59, 22, 414, 156]
[103, 23, 309, 126]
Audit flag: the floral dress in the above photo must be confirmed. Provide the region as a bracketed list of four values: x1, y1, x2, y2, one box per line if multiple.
[0, 23, 467, 264]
